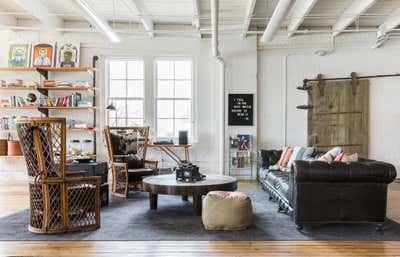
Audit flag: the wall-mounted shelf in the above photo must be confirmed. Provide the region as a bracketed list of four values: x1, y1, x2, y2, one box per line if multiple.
[0, 66, 95, 80]
[0, 106, 96, 110]
[0, 86, 97, 91]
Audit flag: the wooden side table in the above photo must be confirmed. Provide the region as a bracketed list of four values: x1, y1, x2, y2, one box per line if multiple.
[147, 144, 191, 164]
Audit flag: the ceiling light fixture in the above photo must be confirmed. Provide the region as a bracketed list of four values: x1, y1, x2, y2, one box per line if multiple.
[73, 0, 121, 43]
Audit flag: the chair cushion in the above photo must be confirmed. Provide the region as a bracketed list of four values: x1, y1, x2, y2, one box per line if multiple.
[202, 191, 253, 230]
[127, 168, 153, 181]
[110, 131, 145, 155]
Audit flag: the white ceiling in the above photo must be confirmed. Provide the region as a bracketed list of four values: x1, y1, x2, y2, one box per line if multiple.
[0, 0, 400, 44]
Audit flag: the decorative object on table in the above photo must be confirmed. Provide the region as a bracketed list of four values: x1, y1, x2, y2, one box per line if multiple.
[228, 134, 253, 176]
[16, 117, 100, 234]
[56, 42, 80, 67]
[8, 43, 31, 68]
[73, 80, 90, 88]
[104, 126, 158, 197]
[228, 94, 253, 126]
[175, 162, 205, 182]
[57, 82, 72, 88]
[24, 81, 39, 88]
[31, 43, 55, 67]
[178, 130, 188, 145]
[202, 191, 253, 230]
[153, 137, 174, 144]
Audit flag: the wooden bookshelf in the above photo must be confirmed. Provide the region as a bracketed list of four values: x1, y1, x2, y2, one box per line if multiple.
[0, 106, 95, 110]
[0, 67, 95, 72]
[0, 86, 96, 91]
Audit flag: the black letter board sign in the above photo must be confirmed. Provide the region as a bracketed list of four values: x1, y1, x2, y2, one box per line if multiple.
[228, 94, 253, 126]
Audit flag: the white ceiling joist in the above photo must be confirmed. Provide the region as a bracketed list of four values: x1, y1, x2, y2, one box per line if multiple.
[261, 0, 294, 43]
[11, 0, 63, 30]
[332, 0, 377, 37]
[121, 0, 154, 38]
[242, 0, 257, 38]
[192, 0, 200, 30]
[373, 8, 400, 48]
[287, 0, 318, 37]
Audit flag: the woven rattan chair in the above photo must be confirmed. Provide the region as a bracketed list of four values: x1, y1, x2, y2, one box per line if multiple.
[16, 117, 100, 234]
[104, 126, 158, 198]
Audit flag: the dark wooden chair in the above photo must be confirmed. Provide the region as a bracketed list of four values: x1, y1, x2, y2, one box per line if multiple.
[16, 117, 100, 234]
[104, 126, 158, 198]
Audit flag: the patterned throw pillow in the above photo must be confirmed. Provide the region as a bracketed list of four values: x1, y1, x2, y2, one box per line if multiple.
[110, 132, 125, 155]
[318, 147, 342, 162]
[287, 146, 306, 169]
[334, 152, 344, 161]
[274, 146, 289, 167]
[341, 153, 358, 162]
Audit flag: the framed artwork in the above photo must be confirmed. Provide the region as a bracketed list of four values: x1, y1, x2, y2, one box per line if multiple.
[56, 42, 80, 68]
[8, 44, 31, 68]
[228, 94, 253, 126]
[31, 43, 55, 67]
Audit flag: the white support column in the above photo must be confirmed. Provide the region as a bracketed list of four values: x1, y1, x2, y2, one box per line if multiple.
[242, 0, 257, 38]
[121, 0, 154, 38]
[192, 0, 200, 30]
[332, 0, 377, 37]
[260, 0, 294, 43]
[373, 8, 400, 48]
[287, 0, 318, 37]
[11, 0, 63, 30]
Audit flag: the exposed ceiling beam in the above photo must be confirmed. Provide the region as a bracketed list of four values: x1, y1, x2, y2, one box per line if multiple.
[287, 0, 318, 37]
[121, 0, 154, 38]
[373, 8, 400, 48]
[242, 0, 257, 38]
[73, 0, 120, 43]
[11, 0, 63, 30]
[332, 0, 377, 37]
[0, 14, 16, 29]
[260, 0, 294, 43]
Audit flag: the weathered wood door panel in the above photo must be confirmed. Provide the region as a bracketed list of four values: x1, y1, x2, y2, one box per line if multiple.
[308, 79, 369, 158]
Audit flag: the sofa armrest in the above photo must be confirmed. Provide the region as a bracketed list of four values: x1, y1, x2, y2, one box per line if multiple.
[294, 160, 396, 184]
[258, 149, 282, 169]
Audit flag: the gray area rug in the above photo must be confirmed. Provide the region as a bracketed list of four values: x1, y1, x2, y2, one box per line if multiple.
[1, 188, 400, 240]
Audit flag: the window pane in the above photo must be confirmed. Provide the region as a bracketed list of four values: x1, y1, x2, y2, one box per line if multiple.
[157, 100, 173, 118]
[175, 100, 191, 118]
[127, 61, 143, 79]
[157, 119, 174, 138]
[117, 118, 126, 126]
[157, 80, 174, 98]
[174, 60, 191, 79]
[127, 80, 143, 98]
[157, 60, 174, 79]
[175, 119, 191, 137]
[175, 80, 191, 98]
[109, 61, 126, 79]
[108, 118, 117, 126]
[109, 80, 126, 97]
[127, 100, 143, 118]
[114, 100, 126, 117]
[127, 119, 143, 126]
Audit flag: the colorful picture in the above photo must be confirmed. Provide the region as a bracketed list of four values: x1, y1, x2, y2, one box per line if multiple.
[56, 42, 80, 68]
[31, 43, 55, 67]
[8, 44, 31, 68]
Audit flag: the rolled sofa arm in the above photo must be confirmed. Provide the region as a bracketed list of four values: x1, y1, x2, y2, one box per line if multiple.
[294, 160, 397, 184]
[258, 149, 282, 169]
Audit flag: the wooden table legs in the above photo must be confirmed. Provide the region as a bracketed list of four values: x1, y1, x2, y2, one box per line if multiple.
[192, 194, 202, 216]
[149, 193, 202, 215]
[150, 193, 158, 209]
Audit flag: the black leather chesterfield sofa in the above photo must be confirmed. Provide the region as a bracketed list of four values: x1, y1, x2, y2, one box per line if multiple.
[258, 149, 397, 230]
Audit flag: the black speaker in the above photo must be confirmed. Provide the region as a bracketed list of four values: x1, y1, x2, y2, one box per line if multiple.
[179, 131, 188, 145]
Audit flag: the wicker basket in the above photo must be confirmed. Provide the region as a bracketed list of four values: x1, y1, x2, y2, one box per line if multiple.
[7, 140, 22, 156]
[0, 140, 7, 156]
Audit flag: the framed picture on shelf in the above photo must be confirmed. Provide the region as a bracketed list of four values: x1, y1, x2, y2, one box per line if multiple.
[8, 44, 31, 68]
[56, 42, 80, 68]
[31, 42, 55, 67]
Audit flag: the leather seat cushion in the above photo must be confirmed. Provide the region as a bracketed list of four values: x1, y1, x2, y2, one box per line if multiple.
[266, 170, 290, 200]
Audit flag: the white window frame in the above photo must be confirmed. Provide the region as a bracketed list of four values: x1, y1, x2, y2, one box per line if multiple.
[105, 58, 145, 126]
[154, 57, 195, 141]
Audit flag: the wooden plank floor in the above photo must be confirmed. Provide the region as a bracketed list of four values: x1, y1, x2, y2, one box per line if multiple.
[1, 178, 400, 257]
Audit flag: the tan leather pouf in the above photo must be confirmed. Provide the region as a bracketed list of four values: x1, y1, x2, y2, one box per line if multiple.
[202, 191, 253, 230]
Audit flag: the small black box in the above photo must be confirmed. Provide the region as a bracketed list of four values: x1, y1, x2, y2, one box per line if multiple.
[179, 130, 188, 145]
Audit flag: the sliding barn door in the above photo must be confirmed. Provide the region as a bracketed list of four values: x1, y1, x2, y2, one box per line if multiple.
[307, 79, 369, 158]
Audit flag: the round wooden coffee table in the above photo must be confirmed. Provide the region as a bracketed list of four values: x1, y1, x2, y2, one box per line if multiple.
[142, 174, 237, 216]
